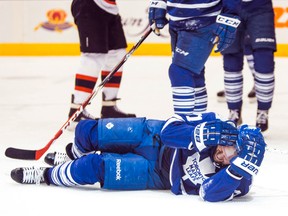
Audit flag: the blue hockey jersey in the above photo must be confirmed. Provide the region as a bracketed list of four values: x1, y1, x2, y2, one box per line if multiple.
[165, 0, 242, 30]
[160, 112, 252, 202]
[45, 112, 253, 202]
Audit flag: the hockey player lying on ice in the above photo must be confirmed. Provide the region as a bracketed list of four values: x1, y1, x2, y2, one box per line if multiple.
[10, 112, 266, 202]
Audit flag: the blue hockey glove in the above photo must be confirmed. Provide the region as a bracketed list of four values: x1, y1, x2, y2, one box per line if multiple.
[193, 120, 238, 152]
[228, 125, 267, 179]
[149, 0, 168, 36]
[211, 13, 241, 53]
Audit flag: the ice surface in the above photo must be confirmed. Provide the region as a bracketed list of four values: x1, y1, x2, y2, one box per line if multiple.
[1, 56, 287, 215]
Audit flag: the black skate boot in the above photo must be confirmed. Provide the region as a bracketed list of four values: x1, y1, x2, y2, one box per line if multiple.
[44, 143, 73, 166]
[256, 110, 268, 132]
[68, 94, 96, 131]
[101, 97, 136, 118]
[217, 90, 226, 103]
[10, 167, 49, 185]
[228, 109, 242, 126]
[248, 86, 256, 103]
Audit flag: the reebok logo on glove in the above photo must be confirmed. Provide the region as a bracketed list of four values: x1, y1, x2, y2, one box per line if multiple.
[216, 15, 241, 28]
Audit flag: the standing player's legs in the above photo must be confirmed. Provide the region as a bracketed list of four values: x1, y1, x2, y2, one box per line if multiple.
[247, 10, 276, 132]
[243, 35, 256, 103]
[168, 27, 214, 115]
[221, 24, 245, 126]
[223, 52, 244, 125]
[100, 14, 136, 118]
[69, 1, 135, 128]
[69, 1, 109, 124]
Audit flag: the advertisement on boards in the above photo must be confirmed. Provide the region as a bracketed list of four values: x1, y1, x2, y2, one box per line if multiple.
[0, 0, 287, 56]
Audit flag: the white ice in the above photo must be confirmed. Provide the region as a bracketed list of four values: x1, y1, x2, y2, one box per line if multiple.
[1, 55, 288, 215]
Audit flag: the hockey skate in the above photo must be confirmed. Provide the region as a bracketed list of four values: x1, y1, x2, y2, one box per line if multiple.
[101, 97, 136, 118]
[256, 110, 268, 132]
[10, 167, 48, 184]
[228, 109, 242, 126]
[44, 152, 70, 166]
[67, 94, 96, 131]
[44, 143, 73, 166]
[247, 86, 256, 103]
[216, 90, 226, 103]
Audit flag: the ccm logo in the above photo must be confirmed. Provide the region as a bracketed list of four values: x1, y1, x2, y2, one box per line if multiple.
[175, 47, 189, 56]
[216, 15, 241, 28]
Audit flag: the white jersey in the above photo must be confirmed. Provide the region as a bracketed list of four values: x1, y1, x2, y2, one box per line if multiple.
[93, 0, 119, 15]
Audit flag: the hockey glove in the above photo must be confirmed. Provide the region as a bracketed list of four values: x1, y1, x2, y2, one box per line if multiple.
[193, 120, 238, 152]
[149, 0, 168, 36]
[211, 13, 241, 53]
[228, 125, 266, 179]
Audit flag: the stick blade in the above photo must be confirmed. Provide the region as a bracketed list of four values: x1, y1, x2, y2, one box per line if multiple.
[5, 147, 36, 160]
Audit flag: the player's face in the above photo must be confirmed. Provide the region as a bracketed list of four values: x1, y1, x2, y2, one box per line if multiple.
[213, 145, 237, 166]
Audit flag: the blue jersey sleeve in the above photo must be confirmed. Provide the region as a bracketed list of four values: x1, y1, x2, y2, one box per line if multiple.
[160, 112, 221, 149]
[199, 168, 252, 202]
[160, 114, 196, 149]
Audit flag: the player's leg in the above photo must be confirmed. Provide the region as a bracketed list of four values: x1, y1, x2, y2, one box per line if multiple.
[101, 48, 136, 118]
[253, 48, 275, 132]
[11, 152, 168, 190]
[45, 118, 145, 165]
[168, 26, 213, 115]
[44, 118, 164, 165]
[68, 53, 104, 123]
[223, 52, 245, 125]
[248, 9, 276, 132]
[221, 25, 245, 126]
[243, 35, 256, 103]
[68, 1, 109, 128]
[193, 69, 207, 114]
[11, 154, 104, 186]
[100, 153, 168, 190]
[101, 14, 136, 118]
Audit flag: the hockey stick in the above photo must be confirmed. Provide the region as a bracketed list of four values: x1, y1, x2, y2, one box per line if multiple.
[5, 27, 153, 160]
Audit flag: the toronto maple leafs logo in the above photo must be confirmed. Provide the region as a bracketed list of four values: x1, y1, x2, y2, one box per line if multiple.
[182, 152, 216, 185]
[106, 122, 114, 129]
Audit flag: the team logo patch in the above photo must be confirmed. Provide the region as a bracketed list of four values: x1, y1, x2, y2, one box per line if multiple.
[106, 122, 114, 129]
[182, 152, 216, 185]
